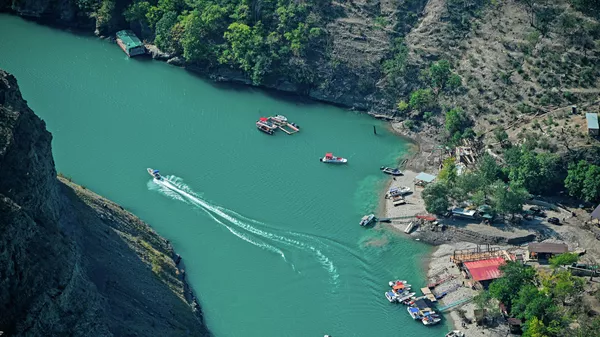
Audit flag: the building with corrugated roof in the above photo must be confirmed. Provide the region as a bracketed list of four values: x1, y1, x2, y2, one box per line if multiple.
[586, 113, 599, 136]
[463, 257, 506, 287]
[527, 242, 568, 260]
[116, 30, 146, 57]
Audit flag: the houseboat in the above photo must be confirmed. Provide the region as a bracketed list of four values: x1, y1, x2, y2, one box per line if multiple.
[256, 117, 278, 130]
[256, 123, 274, 135]
[116, 30, 146, 57]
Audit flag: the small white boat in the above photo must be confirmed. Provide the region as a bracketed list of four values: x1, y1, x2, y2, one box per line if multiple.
[320, 153, 348, 164]
[389, 186, 411, 196]
[270, 115, 288, 124]
[446, 331, 465, 337]
[397, 292, 416, 302]
[393, 198, 406, 207]
[404, 222, 415, 234]
[147, 168, 162, 180]
[380, 166, 402, 176]
[360, 214, 376, 227]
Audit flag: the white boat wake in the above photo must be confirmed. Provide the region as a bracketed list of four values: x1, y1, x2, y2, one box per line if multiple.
[149, 175, 339, 284]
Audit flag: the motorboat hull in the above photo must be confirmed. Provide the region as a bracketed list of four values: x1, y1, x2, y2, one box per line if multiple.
[147, 168, 163, 181]
[320, 157, 348, 164]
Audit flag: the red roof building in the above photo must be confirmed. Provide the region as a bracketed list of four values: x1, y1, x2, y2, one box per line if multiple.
[463, 257, 506, 282]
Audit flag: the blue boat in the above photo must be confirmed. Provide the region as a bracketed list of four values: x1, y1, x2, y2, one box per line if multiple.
[147, 168, 162, 180]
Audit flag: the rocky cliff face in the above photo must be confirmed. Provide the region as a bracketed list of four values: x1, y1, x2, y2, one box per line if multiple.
[0, 69, 211, 336]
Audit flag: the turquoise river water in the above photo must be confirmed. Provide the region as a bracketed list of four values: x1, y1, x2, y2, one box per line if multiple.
[0, 15, 449, 337]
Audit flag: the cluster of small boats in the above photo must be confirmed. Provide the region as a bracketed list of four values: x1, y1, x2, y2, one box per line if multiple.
[385, 280, 442, 327]
[256, 115, 300, 135]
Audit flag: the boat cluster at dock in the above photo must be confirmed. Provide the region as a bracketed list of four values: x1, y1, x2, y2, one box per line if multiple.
[256, 115, 300, 135]
[385, 280, 443, 327]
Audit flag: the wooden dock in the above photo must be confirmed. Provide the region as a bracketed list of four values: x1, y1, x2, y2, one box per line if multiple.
[278, 123, 299, 135]
[427, 274, 455, 288]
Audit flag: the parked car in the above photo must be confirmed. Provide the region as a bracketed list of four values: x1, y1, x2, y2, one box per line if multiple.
[548, 217, 561, 225]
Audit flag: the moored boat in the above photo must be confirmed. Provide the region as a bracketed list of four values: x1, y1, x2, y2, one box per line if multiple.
[360, 214, 376, 227]
[389, 280, 410, 287]
[385, 291, 399, 303]
[270, 115, 288, 124]
[422, 312, 442, 326]
[388, 186, 411, 197]
[320, 153, 348, 164]
[380, 166, 403, 176]
[256, 117, 278, 130]
[407, 307, 422, 320]
[256, 123, 275, 135]
[147, 168, 162, 180]
[446, 331, 465, 337]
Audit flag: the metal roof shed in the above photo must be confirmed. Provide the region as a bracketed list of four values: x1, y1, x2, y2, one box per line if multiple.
[464, 257, 506, 281]
[415, 172, 436, 184]
[528, 243, 568, 254]
[586, 113, 599, 135]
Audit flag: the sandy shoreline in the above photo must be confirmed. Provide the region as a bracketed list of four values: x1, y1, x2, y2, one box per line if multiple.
[381, 123, 505, 336]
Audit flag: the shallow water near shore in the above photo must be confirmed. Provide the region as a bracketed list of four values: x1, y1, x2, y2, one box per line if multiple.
[0, 14, 449, 336]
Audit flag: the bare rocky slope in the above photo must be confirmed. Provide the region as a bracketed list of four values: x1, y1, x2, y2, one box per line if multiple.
[0, 69, 211, 336]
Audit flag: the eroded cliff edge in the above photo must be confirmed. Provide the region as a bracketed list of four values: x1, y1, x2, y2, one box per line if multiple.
[0, 69, 211, 336]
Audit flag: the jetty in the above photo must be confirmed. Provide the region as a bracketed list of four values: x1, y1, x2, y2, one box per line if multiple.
[268, 115, 300, 135]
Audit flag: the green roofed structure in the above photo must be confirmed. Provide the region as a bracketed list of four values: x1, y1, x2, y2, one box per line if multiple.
[116, 30, 145, 57]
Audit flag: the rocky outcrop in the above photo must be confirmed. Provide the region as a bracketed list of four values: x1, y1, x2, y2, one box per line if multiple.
[0, 69, 211, 336]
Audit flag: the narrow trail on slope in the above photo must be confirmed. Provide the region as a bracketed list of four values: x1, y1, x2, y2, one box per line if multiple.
[149, 175, 340, 284]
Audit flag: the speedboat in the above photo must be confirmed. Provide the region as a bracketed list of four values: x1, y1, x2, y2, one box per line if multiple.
[385, 291, 399, 303]
[422, 313, 442, 326]
[147, 168, 162, 180]
[359, 214, 376, 227]
[320, 153, 348, 164]
[380, 166, 403, 176]
[446, 331, 465, 337]
[407, 307, 423, 320]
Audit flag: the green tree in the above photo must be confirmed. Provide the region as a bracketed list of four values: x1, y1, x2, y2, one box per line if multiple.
[445, 107, 471, 136]
[438, 157, 458, 185]
[124, 1, 151, 24]
[491, 181, 528, 216]
[397, 100, 409, 112]
[422, 182, 450, 214]
[409, 89, 436, 112]
[477, 154, 501, 187]
[489, 262, 536, 306]
[429, 59, 452, 89]
[565, 161, 600, 202]
[508, 150, 560, 195]
[523, 316, 549, 337]
[446, 73, 462, 92]
[154, 11, 178, 52]
[383, 38, 409, 79]
[549, 253, 579, 268]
